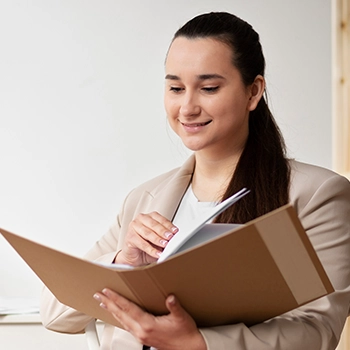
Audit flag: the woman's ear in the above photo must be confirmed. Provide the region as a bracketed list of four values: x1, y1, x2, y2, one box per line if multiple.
[247, 75, 265, 111]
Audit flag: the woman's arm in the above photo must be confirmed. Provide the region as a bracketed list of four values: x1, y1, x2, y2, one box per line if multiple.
[40, 215, 122, 333]
[199, 174, 350, 349]
[40, 189, 178, 334]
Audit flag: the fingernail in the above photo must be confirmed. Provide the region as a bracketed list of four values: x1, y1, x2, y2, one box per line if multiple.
[100, 302, 107, 309]
[160, 239, 168, 246]
[102, 288, 110, 296]
[165, 232, 173, 239]
[93, 294, 101, 301]
[171, 226, 178, 233]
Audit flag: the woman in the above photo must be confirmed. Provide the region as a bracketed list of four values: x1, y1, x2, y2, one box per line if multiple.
[40, 12, 350, 350]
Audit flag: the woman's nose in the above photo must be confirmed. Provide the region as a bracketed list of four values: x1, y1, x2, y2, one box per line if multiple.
[179, 93, 201, 117]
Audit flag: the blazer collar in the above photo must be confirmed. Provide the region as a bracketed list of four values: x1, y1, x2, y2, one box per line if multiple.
[145, 155, 195, 220]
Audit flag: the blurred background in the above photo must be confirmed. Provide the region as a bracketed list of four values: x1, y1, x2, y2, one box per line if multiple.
[0, 0, 332, 298]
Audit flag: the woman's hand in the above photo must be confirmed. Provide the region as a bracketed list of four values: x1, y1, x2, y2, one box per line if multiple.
[93, 289, 207, 350]
[115, 212, 178, 266]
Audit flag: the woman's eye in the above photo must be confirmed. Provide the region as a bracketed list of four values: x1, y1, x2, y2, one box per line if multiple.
[169, 86, 183, 93]
[202, 86, 219, 93]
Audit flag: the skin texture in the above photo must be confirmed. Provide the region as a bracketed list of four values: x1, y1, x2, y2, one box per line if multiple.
[96, 37, 265, 349]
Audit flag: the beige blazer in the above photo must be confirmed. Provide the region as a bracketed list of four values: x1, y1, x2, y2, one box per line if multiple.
[40, 156, 350, 350]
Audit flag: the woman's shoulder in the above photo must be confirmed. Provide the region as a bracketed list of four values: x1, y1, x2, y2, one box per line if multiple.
[289, 159, 349, 184]
[125, 156, 195, 202]
[289, 159, 350, 209]
[133, 167, 183, 192]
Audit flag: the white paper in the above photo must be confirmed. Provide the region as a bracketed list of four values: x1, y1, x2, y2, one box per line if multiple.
[95, 262, 134, 270]
[158, 188, 249, 262]
[174, 223, 241, 255]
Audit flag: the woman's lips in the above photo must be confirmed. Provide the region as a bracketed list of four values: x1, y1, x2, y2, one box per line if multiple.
[180, 120, 212, 132]
[181, 120, 211, 127]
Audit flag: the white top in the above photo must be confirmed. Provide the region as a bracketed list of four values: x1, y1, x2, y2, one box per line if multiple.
[172, 185, 217, 230]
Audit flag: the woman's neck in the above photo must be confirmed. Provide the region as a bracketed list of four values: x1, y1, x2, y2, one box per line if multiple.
[191, 152, 241, 202]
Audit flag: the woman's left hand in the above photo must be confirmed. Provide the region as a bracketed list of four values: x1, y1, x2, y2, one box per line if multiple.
[93, 288, 207, 350]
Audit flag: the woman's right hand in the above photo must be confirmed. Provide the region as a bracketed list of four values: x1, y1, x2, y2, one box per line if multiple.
[115, 211, 178, 266]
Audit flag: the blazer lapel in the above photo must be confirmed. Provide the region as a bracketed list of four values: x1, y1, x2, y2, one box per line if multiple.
[139, 156, 195, 221]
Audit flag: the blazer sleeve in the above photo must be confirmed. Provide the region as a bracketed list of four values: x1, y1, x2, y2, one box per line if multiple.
[200, 174, 350, 350]
[40, 210, 124, 334]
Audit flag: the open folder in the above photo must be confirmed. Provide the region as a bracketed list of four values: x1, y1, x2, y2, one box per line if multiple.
[0, 204, 333, 329]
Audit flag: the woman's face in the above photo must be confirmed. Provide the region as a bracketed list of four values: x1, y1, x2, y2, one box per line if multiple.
[164, 37, 255, 158]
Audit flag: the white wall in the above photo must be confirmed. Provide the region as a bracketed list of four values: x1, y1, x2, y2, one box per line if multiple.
[0, 0, 331, 298]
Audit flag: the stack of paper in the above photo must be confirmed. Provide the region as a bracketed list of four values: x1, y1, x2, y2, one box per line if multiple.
[0, 296, 39, 315]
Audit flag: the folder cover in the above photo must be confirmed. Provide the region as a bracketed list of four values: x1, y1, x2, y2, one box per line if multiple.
[0, 204, 334, 328]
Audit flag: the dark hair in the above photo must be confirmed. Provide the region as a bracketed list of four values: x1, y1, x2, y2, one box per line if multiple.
[174, 12, 290, 223]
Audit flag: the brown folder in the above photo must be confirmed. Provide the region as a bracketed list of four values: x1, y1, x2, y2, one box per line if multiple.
[0, 204, 334, 328]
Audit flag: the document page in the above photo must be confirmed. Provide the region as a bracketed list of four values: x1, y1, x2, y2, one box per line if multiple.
[158, 188, 249, 262]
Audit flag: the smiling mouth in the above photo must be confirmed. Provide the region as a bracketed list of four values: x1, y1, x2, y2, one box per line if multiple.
[180, 120, 212, 127]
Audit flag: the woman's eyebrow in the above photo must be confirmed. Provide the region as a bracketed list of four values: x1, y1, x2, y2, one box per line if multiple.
[197, 74, 225, 80]
[165, 73, 225, 80]
[165, 74, 180, 80]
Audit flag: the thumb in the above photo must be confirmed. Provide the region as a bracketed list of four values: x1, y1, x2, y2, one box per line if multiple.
[165, 295, 186, 318]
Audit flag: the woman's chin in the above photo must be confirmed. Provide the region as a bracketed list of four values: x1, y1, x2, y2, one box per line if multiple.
[181, 141, 206, 152]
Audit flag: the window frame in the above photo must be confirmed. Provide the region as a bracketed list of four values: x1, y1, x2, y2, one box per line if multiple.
[332, 0, 350, 179]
